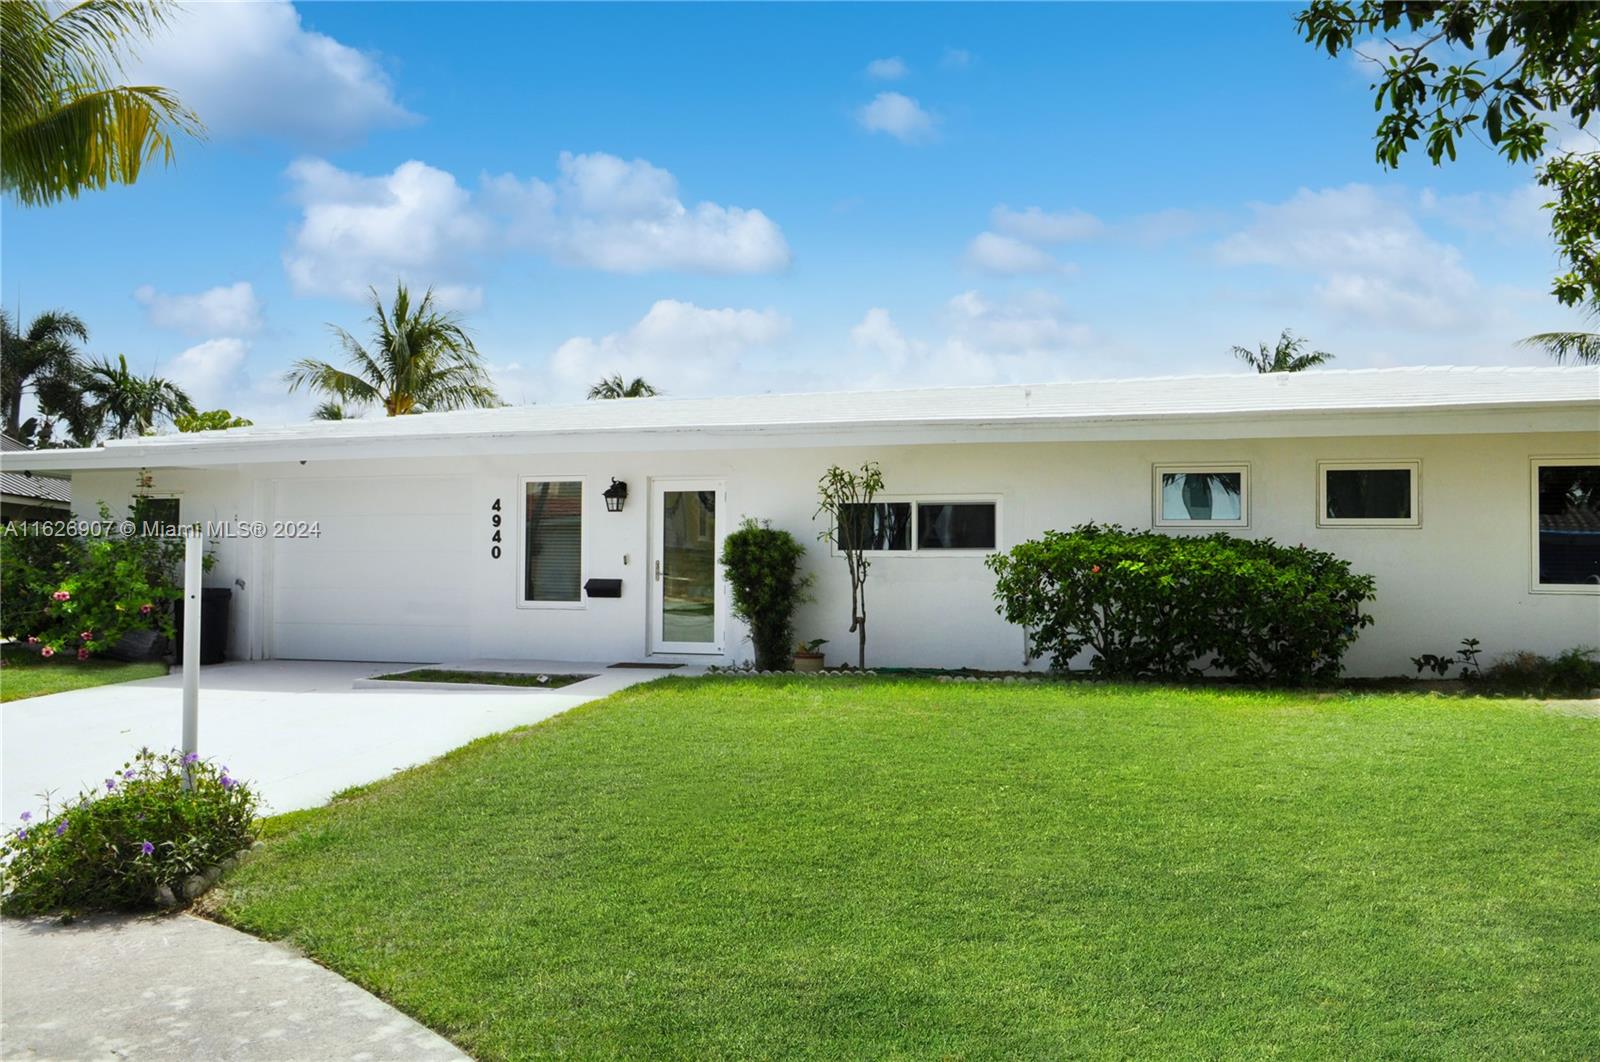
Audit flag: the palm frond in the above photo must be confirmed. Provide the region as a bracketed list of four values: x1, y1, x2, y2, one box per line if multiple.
[1, 0, 201, 205]
[1519, 330, 1600, 365]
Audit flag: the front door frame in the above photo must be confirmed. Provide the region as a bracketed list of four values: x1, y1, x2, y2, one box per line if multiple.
[648, 477, 727, 656]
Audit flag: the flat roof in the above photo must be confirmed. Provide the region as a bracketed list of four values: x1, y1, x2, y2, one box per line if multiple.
[4, 365, 1596, 471]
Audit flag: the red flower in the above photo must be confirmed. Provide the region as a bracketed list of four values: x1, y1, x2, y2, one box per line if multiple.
[25, 636, 39, 645]
[40, 646, 55, 658]
[77, 648, 90, 661]
[80, 631, 93, 641]
[51, 590, 71, 602]
[139, 603, 153, 615]
[1090, 565, 1101, 574]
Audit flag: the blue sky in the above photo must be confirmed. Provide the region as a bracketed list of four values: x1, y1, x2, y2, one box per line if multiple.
[3, 1, 1590, 422]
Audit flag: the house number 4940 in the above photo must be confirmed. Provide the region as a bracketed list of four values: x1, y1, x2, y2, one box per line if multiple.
[490, 498, 503, 559]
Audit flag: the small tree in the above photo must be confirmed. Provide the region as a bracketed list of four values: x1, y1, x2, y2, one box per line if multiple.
[815, 462, 886, 670]
[720, 518, 811, 670]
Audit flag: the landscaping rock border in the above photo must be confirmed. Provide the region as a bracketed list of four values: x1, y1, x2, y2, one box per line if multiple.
[153, 841, 262, 908]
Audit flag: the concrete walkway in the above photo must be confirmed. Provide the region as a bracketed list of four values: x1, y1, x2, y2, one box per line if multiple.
[3, 658, 698, 822]
[0, 912, 466, 1060]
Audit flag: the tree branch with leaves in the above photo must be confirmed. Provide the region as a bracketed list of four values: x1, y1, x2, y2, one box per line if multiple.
[1296, 1, 1599, 307]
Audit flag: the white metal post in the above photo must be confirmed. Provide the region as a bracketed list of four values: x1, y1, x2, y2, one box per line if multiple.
[181, 525, 202, 788]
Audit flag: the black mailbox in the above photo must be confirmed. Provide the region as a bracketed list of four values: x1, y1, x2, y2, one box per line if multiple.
[584, 578, 622, 599]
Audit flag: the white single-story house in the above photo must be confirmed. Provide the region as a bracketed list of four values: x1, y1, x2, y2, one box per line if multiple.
[4, 365, 1597, 677]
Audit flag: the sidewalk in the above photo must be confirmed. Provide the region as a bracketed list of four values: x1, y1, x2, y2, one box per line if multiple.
[1, 912, 466, 1060]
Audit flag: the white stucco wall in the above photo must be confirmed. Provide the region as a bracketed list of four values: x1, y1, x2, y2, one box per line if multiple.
[68, 429, 1599, 677]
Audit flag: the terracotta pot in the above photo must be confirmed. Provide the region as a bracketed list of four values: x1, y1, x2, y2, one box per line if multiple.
[792, 652, 824, 673]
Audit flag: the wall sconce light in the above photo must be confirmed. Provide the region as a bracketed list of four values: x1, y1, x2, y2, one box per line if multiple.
[603, 477, 629, 513]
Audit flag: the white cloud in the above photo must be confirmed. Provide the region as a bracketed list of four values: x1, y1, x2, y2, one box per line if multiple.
[285, 152, 791, 299]
[965, 232, 1068, 275]
[129, 0, 415, 146]
[485, 152, 791, 274]
[134, 282, 262, 336]
[866, 57, 908, 80]
[283, 158, 489, 305]
[849, 291, 1094, 387]
[1419, 184, 1549, 243]
[941, 48, 972, 70]
[548, 300, 790, 395]
[1215, 184, 1483, 331]
[991, 205, 1104, 244]
[160, 338, 250, 411]
[857, 92, 937, 143]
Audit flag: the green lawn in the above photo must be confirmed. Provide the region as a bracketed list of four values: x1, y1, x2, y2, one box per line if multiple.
[0, 643, 166, 702]
[214, 679, 1600, 1059]
[373, 669, 594, 689]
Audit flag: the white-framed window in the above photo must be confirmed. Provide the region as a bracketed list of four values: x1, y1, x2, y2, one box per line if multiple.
[1530, 458, 1600, 594]
[1317, 460, 1421, 527]
[834, 495, 1001, 555]
[1152, 464, 1249, 528]
[519, 477, 585, 607]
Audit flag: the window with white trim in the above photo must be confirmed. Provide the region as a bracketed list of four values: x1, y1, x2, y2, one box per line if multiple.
[522, 479, 583, 604]
[1318, 461, 1420, 527]
[1532, 460, 1600, 591]
[837, 498, 999, 553]
[1152, 465, 1248, 527]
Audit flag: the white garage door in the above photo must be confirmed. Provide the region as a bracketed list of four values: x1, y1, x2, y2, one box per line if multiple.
[271, 476, 473, 662]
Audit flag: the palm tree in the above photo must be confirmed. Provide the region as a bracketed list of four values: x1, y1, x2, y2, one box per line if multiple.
[285, 284, 501, 416]
[1520, 303, 1600, 365]
[80, 353, 193, 438]
[311, 401, 353, 421]
[588, 374, 660, 400]
[0, 308, 97, 443]
[1, 0, 203, 206]
[1231, 330, 1335, 373]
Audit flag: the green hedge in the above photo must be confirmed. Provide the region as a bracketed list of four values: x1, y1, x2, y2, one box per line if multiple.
[987, 523, 1376, 685]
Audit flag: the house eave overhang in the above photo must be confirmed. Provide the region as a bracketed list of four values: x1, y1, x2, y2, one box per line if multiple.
[3, 400, 1595, 473]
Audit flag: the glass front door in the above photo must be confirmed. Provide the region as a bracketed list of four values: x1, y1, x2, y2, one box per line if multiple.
[652, 482, 722, 653]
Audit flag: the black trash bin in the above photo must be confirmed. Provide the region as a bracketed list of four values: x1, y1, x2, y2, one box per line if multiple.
[173, 587, 232, 665]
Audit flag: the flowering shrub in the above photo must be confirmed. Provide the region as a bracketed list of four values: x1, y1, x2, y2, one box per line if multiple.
[0, 502, 188, 658]
[987, 523, 1376, 685]
[1, 749, 258, 914]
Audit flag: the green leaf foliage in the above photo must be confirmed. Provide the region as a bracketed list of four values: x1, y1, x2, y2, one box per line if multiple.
[174, 408, 253, 432]
[987, 523, 1377, 685]
[1, 748, 258, 914]
[0, 502, 186, 653]
[720, 518, 812, 670]
[1294, 1, 1600, 306]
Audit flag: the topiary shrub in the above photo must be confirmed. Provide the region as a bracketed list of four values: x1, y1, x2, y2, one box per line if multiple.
[986, 523, 1376, 685]
[721, 518, 812, 670]
[1, 748, 258, 914]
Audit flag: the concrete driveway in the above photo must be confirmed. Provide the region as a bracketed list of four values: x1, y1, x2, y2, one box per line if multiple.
[2, 659, 690, 822]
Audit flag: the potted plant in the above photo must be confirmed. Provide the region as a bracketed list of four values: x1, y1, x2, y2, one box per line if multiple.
[792, 638, 827, 672]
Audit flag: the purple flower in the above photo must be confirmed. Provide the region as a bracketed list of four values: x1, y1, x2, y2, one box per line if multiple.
[19, 812, 30, 822]
[55, 822, 68, 837]
[104, 778, 117, 791]
[220, 775, 236, 790]
[182, 752, 199, 765]
[16, 828, 28, 841]
[123, 769, 136, 779]
[140, 841, 154, 855]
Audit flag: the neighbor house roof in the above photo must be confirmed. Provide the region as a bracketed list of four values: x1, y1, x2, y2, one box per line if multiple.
[4, 365, 1596, 471]
[0, 435, 72, 504]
